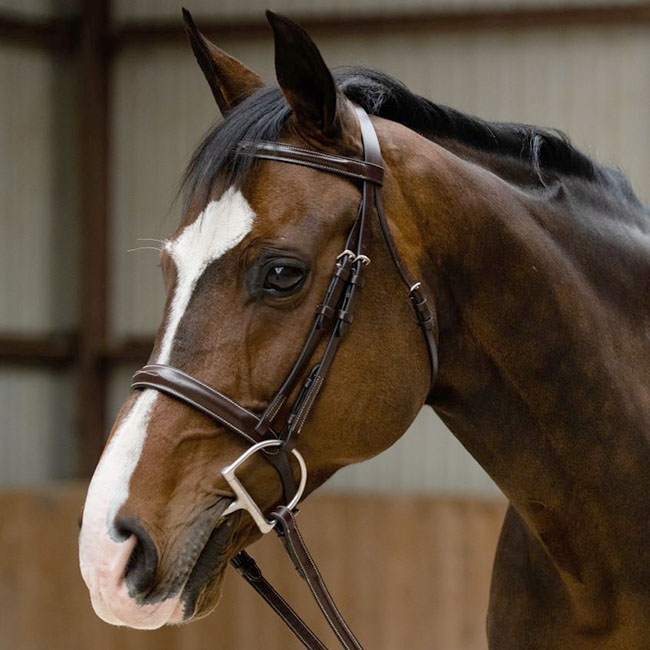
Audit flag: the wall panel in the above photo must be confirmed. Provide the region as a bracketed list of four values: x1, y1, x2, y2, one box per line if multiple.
[0, 484, 507, 650]
[109, 38, 277, 339]
[0, 369, 76, 487]
[0, 39, 78, 486]
[0, 45, 78, 334]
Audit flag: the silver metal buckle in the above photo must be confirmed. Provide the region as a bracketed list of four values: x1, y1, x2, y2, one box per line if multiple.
[336, 249, 356, 262]
[221, 439, 307, 534]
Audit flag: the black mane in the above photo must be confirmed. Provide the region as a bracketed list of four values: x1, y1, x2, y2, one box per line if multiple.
[183, 67, 639, 206]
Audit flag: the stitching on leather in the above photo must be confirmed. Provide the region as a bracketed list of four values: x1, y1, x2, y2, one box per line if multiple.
[267, 144, 355, 163]
[294, 375, 324, 433]
[274, 147, 383, 175]
[281, 513, 357, 650]
[239, 148, 383, 184]
[241, 140, 383, 174]
[145, 366, 258, 418]
[284, 527, 350, 650]
[266, 395, 285, 421]
[132, 380, 257, 445]
[292, 519, 359, 644]
[255, 580, 324, 649]
[251, 153, 374, 183]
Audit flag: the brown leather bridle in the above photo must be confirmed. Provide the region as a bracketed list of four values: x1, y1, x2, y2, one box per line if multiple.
[131, 106, 437, 649]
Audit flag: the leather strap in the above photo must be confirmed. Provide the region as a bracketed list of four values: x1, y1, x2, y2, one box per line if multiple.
[270, 506, 364, 650]
[133, 364, 265, 445]
[238, 141, 384, 186]
[254, 250, 357, 441]
[359, 106, 439, 387]
[231, 550, 328, 650]
[131, 364, 298, 502]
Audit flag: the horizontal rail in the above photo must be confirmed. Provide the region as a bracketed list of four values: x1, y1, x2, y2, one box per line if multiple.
[3, 5, 648, 52]
[102, 338, 153, 363]
[0, 333, 77, 367]
[112, 4, 650, 47]
[0, 334, 153, 367]
[0, 12, 78, 50]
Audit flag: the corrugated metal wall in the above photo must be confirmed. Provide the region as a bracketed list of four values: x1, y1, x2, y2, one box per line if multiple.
[2, 2, 649, 491]
[107, 8, 650, 496]
[0, 32, 79, 485]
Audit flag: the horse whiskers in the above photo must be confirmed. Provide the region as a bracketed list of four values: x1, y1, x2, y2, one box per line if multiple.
[126, 246, 162, 253]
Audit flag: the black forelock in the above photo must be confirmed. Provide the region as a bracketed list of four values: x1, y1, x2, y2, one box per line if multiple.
[182, 66, 636, 207]
[182, 85, 290, 206]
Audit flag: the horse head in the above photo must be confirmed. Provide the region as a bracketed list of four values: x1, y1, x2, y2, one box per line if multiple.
[78, 11, 434, 629]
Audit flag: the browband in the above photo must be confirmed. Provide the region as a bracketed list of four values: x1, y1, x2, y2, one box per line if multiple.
[237, 140, 385, 186]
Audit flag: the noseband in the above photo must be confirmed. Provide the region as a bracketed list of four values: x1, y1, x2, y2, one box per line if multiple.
[131, 106, 437, 650]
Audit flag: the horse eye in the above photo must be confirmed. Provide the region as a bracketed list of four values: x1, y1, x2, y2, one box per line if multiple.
[264, 265, 305, 292]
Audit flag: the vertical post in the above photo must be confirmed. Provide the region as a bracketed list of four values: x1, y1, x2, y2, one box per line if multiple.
[78, 0, 110, 475]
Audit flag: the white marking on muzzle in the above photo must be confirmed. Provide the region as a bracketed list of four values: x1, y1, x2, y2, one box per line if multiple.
[79, 188, 256, 628]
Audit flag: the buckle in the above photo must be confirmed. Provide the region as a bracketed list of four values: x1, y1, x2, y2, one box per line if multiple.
[221, 439, 307, 534]
[336, 249, 356, 262]
[231, 551, 262, 581]
[336, 250, 370, 266]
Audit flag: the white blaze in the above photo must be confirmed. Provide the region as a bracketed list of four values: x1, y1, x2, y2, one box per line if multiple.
[79, 188, 255, 628]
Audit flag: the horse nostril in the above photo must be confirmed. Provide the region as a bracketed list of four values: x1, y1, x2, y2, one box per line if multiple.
[114, 516, 159, 597]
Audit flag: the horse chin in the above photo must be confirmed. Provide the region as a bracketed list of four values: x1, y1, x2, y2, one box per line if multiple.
[176, 516, 240, 622]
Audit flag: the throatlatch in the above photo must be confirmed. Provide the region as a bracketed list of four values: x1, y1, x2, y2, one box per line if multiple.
[131, 105, 437, 650]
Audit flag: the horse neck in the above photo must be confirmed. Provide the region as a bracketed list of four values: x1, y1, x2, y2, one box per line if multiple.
[396, 131, 650, 613]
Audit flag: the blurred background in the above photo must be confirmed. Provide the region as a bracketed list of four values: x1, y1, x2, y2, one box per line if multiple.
[1, 1, 648, 648]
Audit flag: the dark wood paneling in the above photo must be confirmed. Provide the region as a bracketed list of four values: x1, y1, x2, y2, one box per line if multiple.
[0, 485, 507, 650]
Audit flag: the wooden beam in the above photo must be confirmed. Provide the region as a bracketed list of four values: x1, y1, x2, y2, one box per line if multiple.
[102, 338, 153, 364]
[2, 487, 506, 650]
[0, 333, 155, 367]
[78, 0, 110, 477]
[0, 334, 77, 367]
[111, 4, 650, 47]
[0, 12, 78, 51]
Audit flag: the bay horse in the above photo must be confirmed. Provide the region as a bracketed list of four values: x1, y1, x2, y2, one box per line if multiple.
[78, 9, 650, 649]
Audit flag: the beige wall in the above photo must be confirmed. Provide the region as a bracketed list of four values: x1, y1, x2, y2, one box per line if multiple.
[0, 36, 78, 485]
[1, 2, 649, 489]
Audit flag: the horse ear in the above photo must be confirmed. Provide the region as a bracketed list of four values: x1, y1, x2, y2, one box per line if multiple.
[182, 8, 264, 115]
[267, 10, 345, 139]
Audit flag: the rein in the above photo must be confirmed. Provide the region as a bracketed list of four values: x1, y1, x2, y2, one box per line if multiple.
[131, 106, 437, 649]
